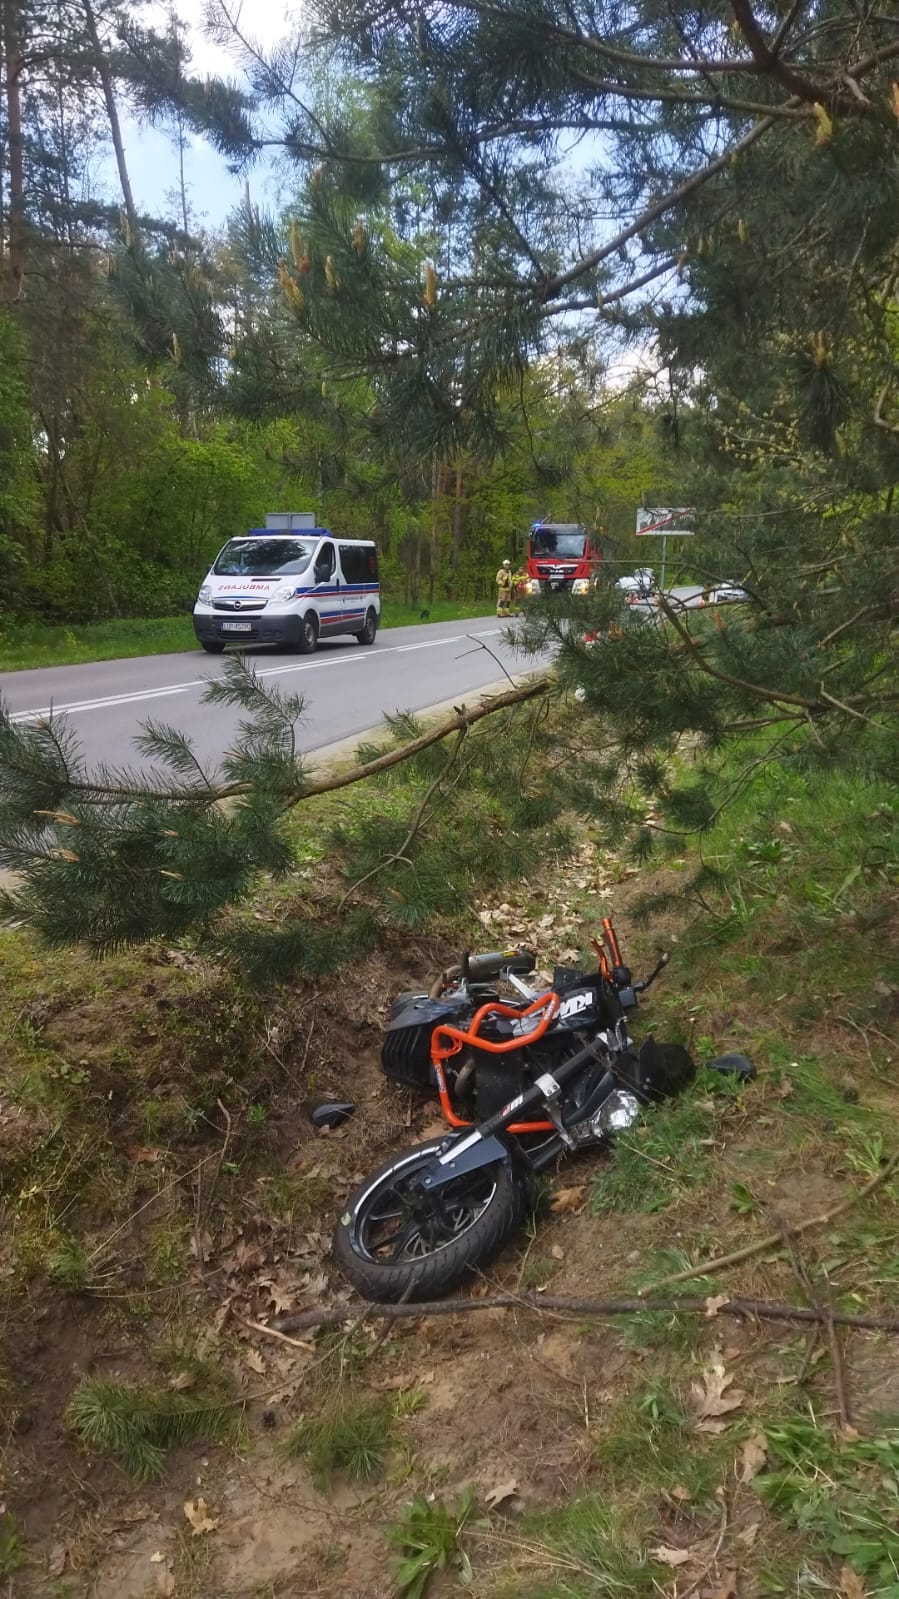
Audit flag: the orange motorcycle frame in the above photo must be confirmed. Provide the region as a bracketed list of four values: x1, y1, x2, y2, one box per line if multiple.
[429, 991, 561, 1134]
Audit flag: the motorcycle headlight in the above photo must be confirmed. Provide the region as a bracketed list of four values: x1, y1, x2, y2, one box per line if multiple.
[596, 1090, 642, 1134]
[198, 583, 212, 604]
[572, 578, 590, 594]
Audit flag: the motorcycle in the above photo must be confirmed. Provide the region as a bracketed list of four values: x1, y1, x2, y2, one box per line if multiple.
[331, 918, 753, 1302]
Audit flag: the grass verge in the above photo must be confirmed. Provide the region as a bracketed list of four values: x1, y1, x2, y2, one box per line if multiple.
[0, 597, 495, 672]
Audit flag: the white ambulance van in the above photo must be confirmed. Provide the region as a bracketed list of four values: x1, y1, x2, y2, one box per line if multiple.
[192, 513, 380, 655]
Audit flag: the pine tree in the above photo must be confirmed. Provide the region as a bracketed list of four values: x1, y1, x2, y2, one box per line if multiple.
[196, 0, 898, 800]
[0, 2, 895, 960]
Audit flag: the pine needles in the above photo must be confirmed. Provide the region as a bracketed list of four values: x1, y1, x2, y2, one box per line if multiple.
[281, 1397, 394, 1489]
[67, 1376, 243, 1481]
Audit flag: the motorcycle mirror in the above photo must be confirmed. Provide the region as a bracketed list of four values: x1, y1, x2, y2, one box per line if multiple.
[634, 951, 671, 993]
[310, 1101, 356, 1129]
[707, 1053, 756, 1081]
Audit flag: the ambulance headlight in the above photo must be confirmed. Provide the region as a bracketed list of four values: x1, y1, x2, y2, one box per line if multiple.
[198, 584, 212, 604]
[275, 583, 298, 601]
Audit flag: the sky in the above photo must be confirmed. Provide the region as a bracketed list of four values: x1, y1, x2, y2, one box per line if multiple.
[109, 1, 658, 391]
[113, 0, 295, 228]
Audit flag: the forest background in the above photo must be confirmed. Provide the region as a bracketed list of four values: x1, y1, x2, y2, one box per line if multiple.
[0, 0, 691, 631]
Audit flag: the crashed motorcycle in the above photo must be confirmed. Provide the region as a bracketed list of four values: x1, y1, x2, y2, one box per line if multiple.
[332, 919, 753, 1302]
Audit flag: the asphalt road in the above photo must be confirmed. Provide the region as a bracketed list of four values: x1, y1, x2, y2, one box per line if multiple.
[1, 587, 706, 779]
[1, 617, 539, 777]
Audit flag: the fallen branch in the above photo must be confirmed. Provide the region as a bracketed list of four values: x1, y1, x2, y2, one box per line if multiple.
[779, 1223, 853, 1427]
[826, 1299, 853, 1428]
[642, 1152, 899, 1293]
[234, 1315, 316, 1354]
[335, 727, 468, 914]
[274, 1291, 899, 1337]
[36, 673, 551, 810]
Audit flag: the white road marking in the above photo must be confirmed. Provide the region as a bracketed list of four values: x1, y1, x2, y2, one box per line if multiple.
[9, 629, 510, 724]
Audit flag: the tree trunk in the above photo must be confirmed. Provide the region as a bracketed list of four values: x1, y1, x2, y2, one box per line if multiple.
[450, 460, 464, 573]
[2, 0, 26, 300]
[82, 0, 140, 241]
[429, 452, 440, 605]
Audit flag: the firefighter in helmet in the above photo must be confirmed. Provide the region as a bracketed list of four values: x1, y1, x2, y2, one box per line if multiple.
[495, 559, 514, 617]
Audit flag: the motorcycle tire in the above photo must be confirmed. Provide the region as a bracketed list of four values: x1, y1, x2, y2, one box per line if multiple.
[332, 1137, 527, 1303]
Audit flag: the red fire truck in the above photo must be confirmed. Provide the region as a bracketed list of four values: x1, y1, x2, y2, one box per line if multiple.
[524, 521, 602, 595]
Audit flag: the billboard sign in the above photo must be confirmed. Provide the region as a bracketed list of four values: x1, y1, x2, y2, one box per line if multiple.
[636, 507, 695, 536]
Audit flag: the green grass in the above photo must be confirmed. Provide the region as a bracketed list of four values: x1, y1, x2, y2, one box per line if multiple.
[0, 614, 198, 671]
[754, 1417, 899, 1588]
[382, 596, 496, 627]
[592, 1381, 725, 1501]
[492, 1496, 657, 1599]
[591, 1077, 726, 1215]
[387, 1490, 477, 1598]
[282, 1395, 395, 1489]
[0, 596, 495, 672]
[0, 1514, 26, 1579]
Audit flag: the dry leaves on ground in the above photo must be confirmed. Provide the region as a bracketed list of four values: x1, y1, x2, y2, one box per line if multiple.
[549, 1184, 587, 1215]
[839, 1567, 868, 1599]
[691, 1354, 746, 1433]
[47, 1546, 68, 1578]
[183, 1497, 219, 1536]
[650, 1544, 693, 1567]
[485, 1478, 523, 1512]
[704, 1293, 731, 1318]
[738, 1432, 768, 1483]
[707, 1570, 738, 1599]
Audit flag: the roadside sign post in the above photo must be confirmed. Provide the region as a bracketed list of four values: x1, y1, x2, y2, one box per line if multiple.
[635, 508, 695, 593]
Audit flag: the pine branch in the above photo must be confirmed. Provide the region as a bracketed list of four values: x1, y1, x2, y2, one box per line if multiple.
[540, 112, 779, 301]
[67, 1376, 243, 1481]
[0, 671, 550, 813]
[729, 0, 828, 105]
[336, 728, 469, 914]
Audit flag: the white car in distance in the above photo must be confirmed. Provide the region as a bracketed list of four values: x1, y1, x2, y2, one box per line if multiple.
[615, 568, 656, 599]
[708, 582, 749, 604]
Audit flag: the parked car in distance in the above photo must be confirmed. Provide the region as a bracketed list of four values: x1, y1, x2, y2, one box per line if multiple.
[615, 568, 656, 598]
[709, 582, 749, 604]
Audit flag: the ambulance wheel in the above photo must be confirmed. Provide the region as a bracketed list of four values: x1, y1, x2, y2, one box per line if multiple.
[356, 608, 378, 646]
[297, 613, 319, 654]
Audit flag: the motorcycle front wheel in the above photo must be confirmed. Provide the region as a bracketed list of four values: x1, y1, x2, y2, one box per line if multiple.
[332, 1138, 527, 1302]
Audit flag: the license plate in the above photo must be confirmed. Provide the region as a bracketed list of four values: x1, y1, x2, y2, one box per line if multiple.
[221, 621, 253, 632]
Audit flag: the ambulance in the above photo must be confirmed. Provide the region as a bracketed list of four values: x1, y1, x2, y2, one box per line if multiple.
[192, 513, 380, 654]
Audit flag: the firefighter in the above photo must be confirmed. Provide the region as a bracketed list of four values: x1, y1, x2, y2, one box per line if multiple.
[512, 565, 528, 612]
[495, 558, 514, 617]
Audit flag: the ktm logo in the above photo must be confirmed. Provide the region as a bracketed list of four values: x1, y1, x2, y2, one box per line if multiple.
[559, 991, 592, 1019]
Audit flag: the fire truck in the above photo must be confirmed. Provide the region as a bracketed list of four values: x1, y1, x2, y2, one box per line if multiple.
[524, 520, 602, 595]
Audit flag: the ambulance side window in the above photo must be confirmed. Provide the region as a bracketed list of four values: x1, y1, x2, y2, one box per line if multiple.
[314, 542, 335, 582]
